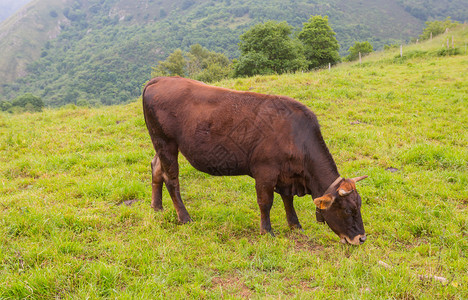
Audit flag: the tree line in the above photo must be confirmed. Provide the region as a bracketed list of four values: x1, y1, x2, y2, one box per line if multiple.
[151, 15, 374, 82]
[1, 14, 460, 113]
[152, 16, 462, 83]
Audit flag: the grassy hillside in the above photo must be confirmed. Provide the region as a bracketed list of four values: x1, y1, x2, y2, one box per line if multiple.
[0, 28, 467, 298]
[0, 0, 466, 106]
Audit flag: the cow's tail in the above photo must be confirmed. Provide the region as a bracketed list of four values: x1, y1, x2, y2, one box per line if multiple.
[142, 77, 164, 132]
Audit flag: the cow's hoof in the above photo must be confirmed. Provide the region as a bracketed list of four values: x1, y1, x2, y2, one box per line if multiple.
[289, 223, 303, 230]
[151, 205, 163, 212]
[178, 216, 192, 224]
[261, 229, 275, 237]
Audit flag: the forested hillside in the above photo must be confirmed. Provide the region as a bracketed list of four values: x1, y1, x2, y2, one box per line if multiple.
[0, 0, 465, 106]
[396, 0, 467, 21]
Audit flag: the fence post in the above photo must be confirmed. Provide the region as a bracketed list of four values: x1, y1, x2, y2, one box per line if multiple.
[452, 36, 454, 48]
[329, 63, 331, 71]
[400, 45, 403, 57]
[430, 32, 432, 40]
[359, 52, 361, 64]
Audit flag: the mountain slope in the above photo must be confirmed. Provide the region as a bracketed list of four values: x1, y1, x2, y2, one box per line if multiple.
[0, 0, 69, 81]
[0, 0, 465, 106]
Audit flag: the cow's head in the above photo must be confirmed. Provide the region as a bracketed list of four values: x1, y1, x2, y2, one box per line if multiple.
[314, 176, 368, 245]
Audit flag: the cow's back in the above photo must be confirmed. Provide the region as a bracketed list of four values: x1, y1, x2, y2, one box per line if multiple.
[142, 77, 308, 177]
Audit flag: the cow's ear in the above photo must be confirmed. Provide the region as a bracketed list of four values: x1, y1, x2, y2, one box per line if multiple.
[314, 194, 335, 210]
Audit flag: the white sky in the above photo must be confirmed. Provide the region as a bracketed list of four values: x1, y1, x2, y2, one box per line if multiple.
[0, 0, 33, 23]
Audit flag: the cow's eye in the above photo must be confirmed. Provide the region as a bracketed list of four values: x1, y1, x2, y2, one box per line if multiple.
[344, 208, 352, 215]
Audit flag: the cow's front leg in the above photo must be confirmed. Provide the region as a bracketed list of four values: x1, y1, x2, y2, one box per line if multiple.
[255, 180, 275, 236]
[280, 194, 302, 230]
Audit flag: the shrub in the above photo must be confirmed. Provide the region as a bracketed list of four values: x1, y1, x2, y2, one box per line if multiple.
[346, 41, 373, 61]
[419, 17, 459, 40]
[11, 93, 44, 112]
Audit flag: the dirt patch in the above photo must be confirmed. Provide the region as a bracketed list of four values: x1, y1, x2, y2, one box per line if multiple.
[287, 232, 324, 253]
[294, 239, 324, 253]
[212, 276, 251, 299]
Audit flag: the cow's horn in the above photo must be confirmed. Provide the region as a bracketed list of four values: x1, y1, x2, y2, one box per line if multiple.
[351, 175, 368, 183]
[338, 189, 352, 196]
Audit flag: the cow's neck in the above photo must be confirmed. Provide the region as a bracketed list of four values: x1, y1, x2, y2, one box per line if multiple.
[308, 159, 340, 198]
[304, 136, 340, 198]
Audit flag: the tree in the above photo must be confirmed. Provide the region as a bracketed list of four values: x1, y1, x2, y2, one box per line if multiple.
[187, 45, 232, 82]
[233, 53, 271, 77]
[186, 44, 211, 76]
[346, 41, 373, 61]
[419, 17, 459, 40]
[151, 45, 232, 82]
[298, 15, 340, 69]
[234, 20, 307, 77]
[152, 49, 186, 77]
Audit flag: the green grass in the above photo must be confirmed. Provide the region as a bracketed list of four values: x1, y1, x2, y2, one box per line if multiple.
[0, 28, 467, 298]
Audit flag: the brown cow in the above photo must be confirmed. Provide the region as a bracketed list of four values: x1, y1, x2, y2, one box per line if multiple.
[142, 76, 368, 245]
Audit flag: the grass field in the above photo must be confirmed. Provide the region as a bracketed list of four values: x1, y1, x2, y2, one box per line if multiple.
[0, 28, 467, 298]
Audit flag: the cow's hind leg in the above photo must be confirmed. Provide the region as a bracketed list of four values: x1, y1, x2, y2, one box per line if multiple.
[158, 142, 192, 224]
[151, 155, 164, 211]
[280, 194, 302, 230]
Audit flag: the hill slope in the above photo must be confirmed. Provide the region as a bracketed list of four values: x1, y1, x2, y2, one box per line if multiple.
[0, 31, 467, 298]
[0, 0, 466, 106]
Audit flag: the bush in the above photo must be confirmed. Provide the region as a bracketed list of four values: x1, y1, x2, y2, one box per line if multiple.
[346, 41, 373, 61]
[11, 93, 44, 112]
[435, 47, 462, 56]
[419, 17, 459, 40]
[384, 44, 399, 51]
[0, 100, 12, 112]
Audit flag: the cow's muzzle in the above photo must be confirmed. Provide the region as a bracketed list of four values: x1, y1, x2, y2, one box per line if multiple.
[340, 234, 367, 245]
